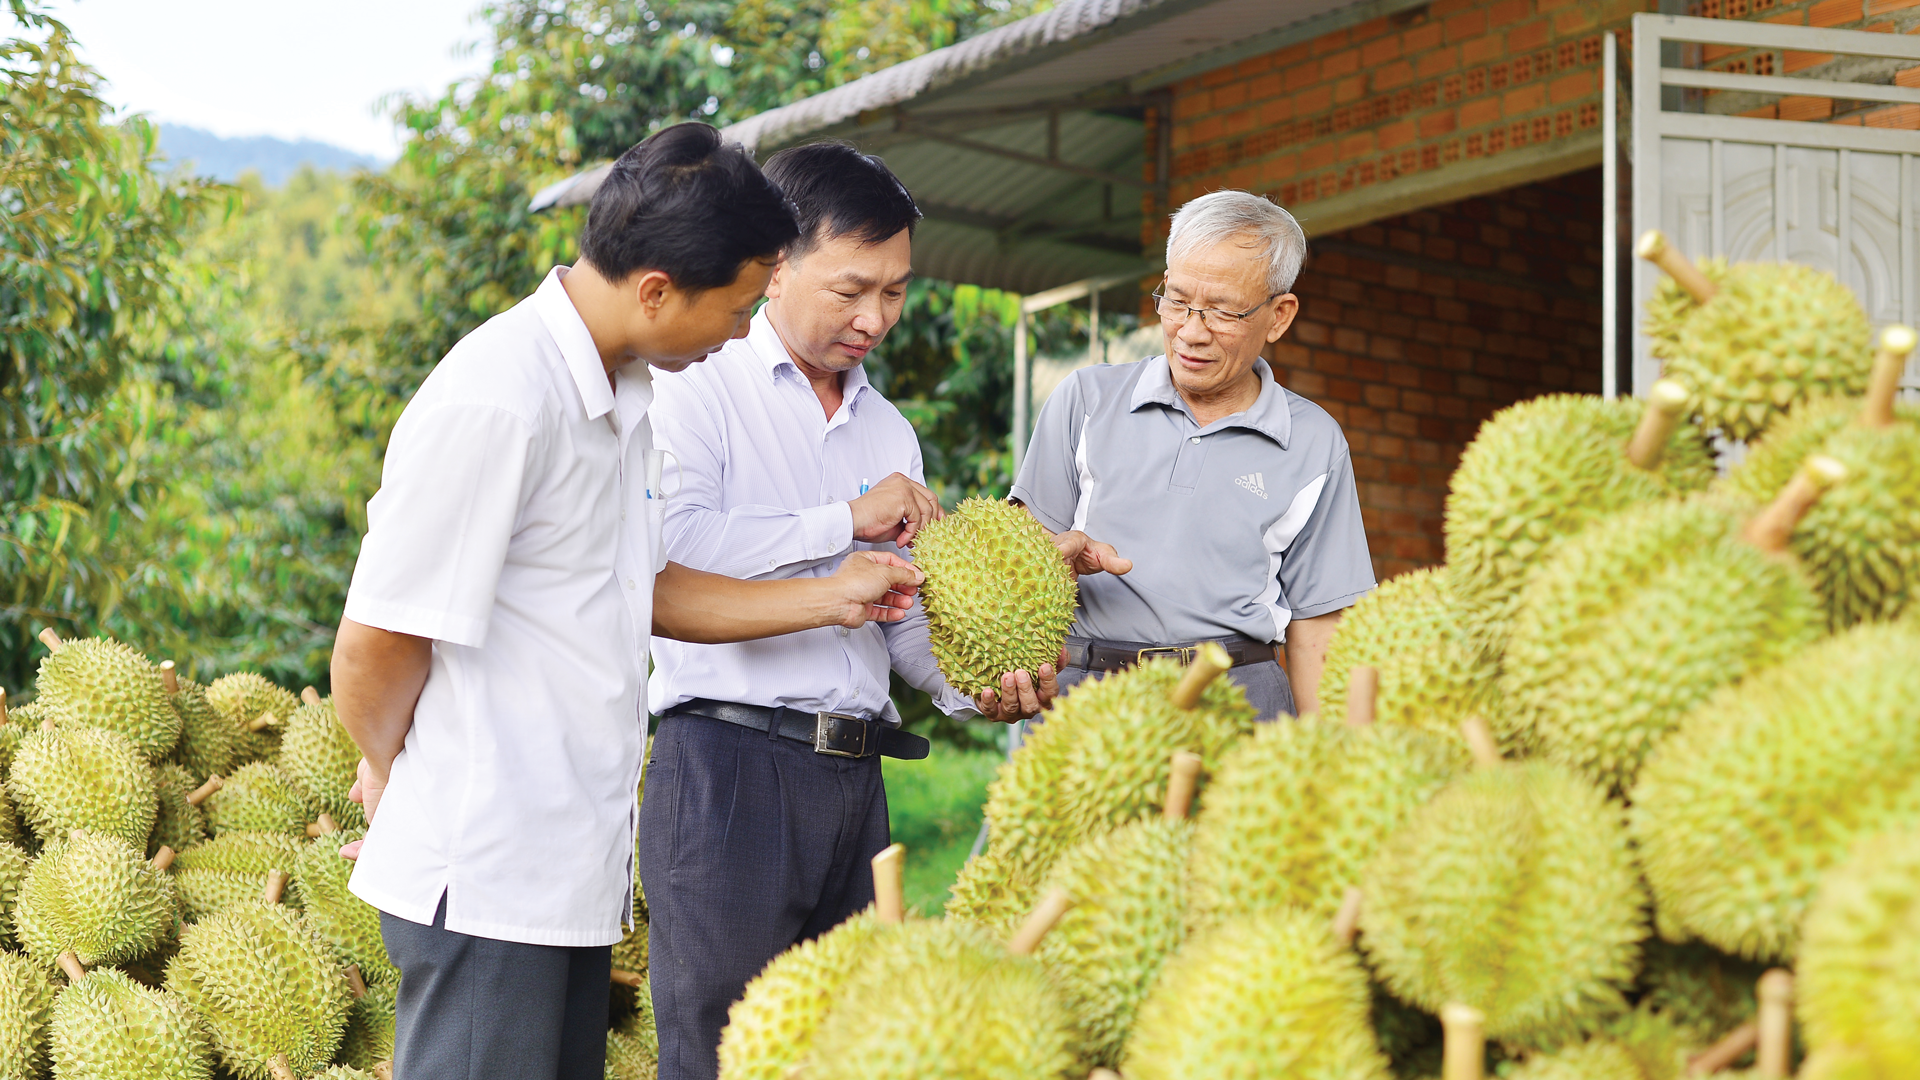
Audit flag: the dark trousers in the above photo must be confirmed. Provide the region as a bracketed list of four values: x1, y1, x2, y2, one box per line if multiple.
[380, 895, 612, 1080]
[638, 712, 891, 1080]
[1054, 657, 1297, 721]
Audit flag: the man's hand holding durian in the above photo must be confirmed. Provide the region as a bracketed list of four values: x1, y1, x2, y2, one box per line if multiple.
[850, 471, 943, 546]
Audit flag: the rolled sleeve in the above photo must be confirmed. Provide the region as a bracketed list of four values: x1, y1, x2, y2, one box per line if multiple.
[1008, 371, 1086, 534]
[1278, 443, 1376, 622]
[344, 402, 534, 648]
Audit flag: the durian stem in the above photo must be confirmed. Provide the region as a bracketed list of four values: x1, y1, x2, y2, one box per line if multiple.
[1009, 887, 1073, 956]
[248, 711, 279, 733]
[1740, 455, 1847, 554]
[1686, 1021, 1758, 1076]
[1168, 642, 1232, 709]
[1862, 324, 1916, 429]
[1628, 379, 1693, 470]
[36, 627, 63, 653]
[55, 951, 86, 983]
[1088, 1071, 1123, 1080]
[611, 967, 646, 989]
[343, 964, 367, 999]
[1332, 886, 1364, 946]
[0, 687, 8, 726]
[150, 846, 175, 872]
[1460, 717, 1502, 768]
[1345, 666, 1379, 728]
[1756, 969, 1794, 1079]
[871, 843, 906, 925]
[301, 686, 322, 706]
[373, 1063, 394, 1080]
[1440, 1002, 1487, 1080]
[187, 775, 224, 807]
[1636, 230, 1717, 304]
[268, 1054, 297, 1080]
[1161, 751, 1204, 820]
[263, 869, 290, 905]
[159, 659, 179, 694]
[307, 813, 339, 838]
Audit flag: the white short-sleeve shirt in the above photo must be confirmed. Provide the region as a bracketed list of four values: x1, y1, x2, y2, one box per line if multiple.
[344, 266, 658, 948]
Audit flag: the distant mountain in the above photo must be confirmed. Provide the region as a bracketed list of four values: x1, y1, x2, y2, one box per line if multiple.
[155, 124, 383, 186]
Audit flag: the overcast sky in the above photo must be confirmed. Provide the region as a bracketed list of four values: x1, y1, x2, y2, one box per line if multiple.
[45, 0, 492, 160]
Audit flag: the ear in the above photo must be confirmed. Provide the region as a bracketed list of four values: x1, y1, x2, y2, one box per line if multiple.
[1266, 294, 1300, 344]
[764, 255, 790, 301]
[632, 270, 674, 316]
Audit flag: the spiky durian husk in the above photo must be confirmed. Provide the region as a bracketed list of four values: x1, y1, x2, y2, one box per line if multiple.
[0, 842, 25, 946]
[1640, 256, 1734, 354]
[15, 830, 177, 968]
[952, 660, 1255, 927]
[912, 498, 1078, 697]
[1502, 495, 1823, 793]
[166, 677, 241, 784]
[1630, 621, 1920, 962]
[1796, 826, 1920, 1076]
[802, 918, 1075, 1080]
[166, 901, 351, 1080]
[1720, 396, 1860, 505]
[609, 913, 650, 1020]
[1503, 1036, 1646, 1080]
[149, 763, 208, 859]
[173, 831, 303, 923]
[944, 846, 1039, 933]
[204, 674, 298, 766]
[33, 638, 180, 760]
[1787, 422, 1920, 628]
[1188, 715, 1463, 928]
[278, 697, 364, 830]
[310, 1068, 379, 1080]
[1319, 567, 1500, 744]
[1034, 817, 1191, 1070]
[0, 793, 22, 854]
[1631, 939, 1761, 1046]
[0, 951, 56, 1079]
[1444, 395, 1715, 665]
[7, 726, 156, 849]
[293, 830, 394, 987]
[606, 1015, 659, 1080]
[1661, 261, 1873, 441]
[718, 911, 890, 1080]
[336, 979, 396, 1072]
[1124, 908, 1389, 1080]
[203, 762, 313, 838]
[1361, 762, 1646, 1047]
[52, 969, 214, 1080]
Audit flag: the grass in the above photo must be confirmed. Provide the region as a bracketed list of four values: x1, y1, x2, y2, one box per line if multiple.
[884, 747, 1003, 915]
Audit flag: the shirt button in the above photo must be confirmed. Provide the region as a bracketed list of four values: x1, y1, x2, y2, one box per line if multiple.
[1189, 436, 1201, 444]
[839, 627, 850, 637]
[625, 578, 637, 590]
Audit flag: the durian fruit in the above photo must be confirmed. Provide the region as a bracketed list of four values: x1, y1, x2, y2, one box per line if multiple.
[14, 830, 178, 969]
[173, 832, 302, 922]
[0, 792, 22, 854]
[51, 967, 215, 1080]
[0, 951, 56, 1079]
[0, 841, 26, 945]
[8, 724, 156, 848]
[948, 649, 1254, 927]
[205, 674, 298, 766]
[910, 497, 1078, 697]
[1361, 744, 1647, 1048]
[277, 696, 365, 832]
[203, 762, 314, 838]
[609, 914, 650, 1022]
[1632, 939, 1761, 1046]
[1318, 569, 1499, 745]
[1793, 826, 1920, 1076]
[1501, 464, 1833, 793]
[1122, 907, 1390, 1080]
[606, 1009, 659, 1080]
[1187, 704, 1464, 928]
[31, 633, 180, 760]
[164, 665, 242, 785]
[308, 1068, 379, 1080]
[1501, 1036, 1646, 1080]
[1443, 386, 1714, 665]
[293, 830, 394, 986]
[718, 911, 892, 1080]
[165, 901, 352, 1080]
[1032, 753, 1201, 1070]
[1638, 230, 1874, 441]
[1630, 619, 1920, 962]
[336, 968, 396, 1073]
[150, 762, 209, 859]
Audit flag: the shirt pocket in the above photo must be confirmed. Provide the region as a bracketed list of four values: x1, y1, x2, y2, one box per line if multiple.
[645, 448, 672, 574]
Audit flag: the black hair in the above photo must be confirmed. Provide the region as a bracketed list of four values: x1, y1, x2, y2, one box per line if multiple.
[579, 122, 800, 292]
[761, 141, 921, 260]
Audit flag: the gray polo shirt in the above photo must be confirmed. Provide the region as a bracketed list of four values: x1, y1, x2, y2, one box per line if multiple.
[1011, 355, 1374, 645]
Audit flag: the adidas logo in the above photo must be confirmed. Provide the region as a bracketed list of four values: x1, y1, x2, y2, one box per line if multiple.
[1234, 472, 1268, 499]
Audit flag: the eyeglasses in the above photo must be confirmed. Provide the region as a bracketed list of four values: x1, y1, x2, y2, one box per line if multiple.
[1152, 289, 1282, 334]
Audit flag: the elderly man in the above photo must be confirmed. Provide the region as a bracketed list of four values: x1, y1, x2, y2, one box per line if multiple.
[1012, 189, 1373, 719]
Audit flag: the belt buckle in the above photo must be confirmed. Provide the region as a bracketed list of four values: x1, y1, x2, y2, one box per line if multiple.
[1136, 645, 1197, 665]
[813, 711, 869, 758]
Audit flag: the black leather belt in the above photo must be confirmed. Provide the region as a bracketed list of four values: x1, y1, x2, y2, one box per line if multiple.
[1063, 634, 1279, 675]
[663, 698, 929, 760]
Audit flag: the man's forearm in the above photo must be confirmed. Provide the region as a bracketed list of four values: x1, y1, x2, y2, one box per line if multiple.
[1283, 610, 1343, 716]
[652, 561, 857, 644]
[331, 617, 433, 780]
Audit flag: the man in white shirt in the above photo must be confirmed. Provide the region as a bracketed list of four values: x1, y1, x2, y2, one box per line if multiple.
[641, 143, 1129, 1080]
[329, 124, 927, 1080]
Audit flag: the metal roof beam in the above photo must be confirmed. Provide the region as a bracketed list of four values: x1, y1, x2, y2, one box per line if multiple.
[918, 200, 1146, 258]
[909, 127, 1151, 190]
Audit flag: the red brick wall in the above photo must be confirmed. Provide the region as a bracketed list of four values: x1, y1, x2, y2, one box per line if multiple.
[1267, 168, 1605, 580]
[1684, 0, 1920, 127]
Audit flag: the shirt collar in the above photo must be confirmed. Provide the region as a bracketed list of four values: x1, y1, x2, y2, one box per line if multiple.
[745, 307, 874, 414]
[533, 266, 619, 421]
[1130, 354, 1293, 449]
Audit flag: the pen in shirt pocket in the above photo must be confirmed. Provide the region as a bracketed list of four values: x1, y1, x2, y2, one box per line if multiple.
[859, 477, 870, 496]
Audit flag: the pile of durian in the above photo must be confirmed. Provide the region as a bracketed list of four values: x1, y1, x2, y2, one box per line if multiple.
[0, 631, 660, 1080]
[715, 237, 1920, 1080]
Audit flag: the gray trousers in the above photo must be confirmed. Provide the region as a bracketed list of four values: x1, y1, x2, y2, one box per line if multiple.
[381, 895, 612, 1080]
[1054, 657, 1296, 721]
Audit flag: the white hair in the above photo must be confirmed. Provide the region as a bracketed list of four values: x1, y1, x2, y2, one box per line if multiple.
[1165, 190, 1308, 295]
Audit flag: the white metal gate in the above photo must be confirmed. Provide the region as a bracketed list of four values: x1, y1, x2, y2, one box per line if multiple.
[1607, 13, 1920, 400]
